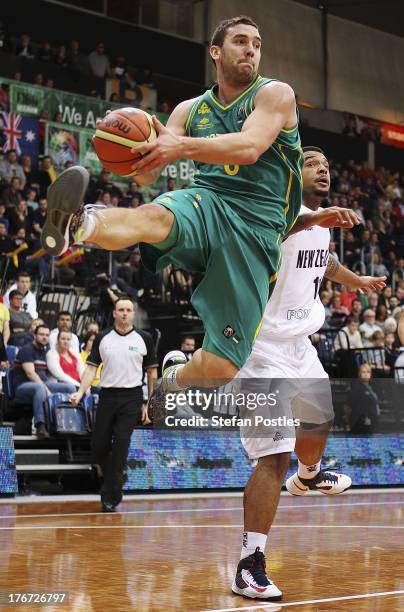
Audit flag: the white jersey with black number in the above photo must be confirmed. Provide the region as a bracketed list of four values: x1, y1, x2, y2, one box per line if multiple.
[255, 205, 330, 345]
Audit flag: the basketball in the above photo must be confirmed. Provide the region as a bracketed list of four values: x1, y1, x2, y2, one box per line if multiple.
[92, 107, 157, 176]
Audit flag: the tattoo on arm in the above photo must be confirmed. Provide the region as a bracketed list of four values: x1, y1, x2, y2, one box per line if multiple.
[326, 253, 340, 279]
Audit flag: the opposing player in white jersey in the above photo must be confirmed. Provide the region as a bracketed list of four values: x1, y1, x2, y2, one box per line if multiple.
[232, 146, 386, 602]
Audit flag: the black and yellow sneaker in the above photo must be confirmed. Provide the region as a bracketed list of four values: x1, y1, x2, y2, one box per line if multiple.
[41, 165, 89, 256]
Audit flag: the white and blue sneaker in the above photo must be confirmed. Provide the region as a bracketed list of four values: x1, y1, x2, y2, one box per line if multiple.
[286, 470, 352, 495]
[232, 547, 283, 601]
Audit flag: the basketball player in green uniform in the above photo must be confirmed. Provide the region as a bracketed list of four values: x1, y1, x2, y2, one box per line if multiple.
[42, 16, 358, 394]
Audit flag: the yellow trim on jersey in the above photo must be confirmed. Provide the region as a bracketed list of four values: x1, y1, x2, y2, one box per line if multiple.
[269, 272, 278, 284]
[253, 316, 264, 342]
[208, 75, 262, 111]
[284, 168, 293, 215]
[94, 129, 144, 149]
[281, 124, 298, 133]
[185, 98, 200, 134]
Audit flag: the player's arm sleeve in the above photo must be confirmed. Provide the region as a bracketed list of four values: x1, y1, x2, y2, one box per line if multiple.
[86, 333, 103, 367]
[139, 330, 159, 369]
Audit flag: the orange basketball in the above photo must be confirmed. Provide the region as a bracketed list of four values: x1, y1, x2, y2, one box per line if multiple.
[92, 107, 157, 177]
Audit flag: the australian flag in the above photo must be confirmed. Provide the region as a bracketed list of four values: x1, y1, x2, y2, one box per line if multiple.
[0, 112, 39, 163]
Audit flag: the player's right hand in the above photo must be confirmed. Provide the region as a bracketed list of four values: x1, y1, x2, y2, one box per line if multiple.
[316, 207, 361, 229]
[70, 392, 83, 406]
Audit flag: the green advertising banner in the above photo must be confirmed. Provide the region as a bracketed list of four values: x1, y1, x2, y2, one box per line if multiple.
[45, 121, 195, 189]
[7, 79, 168, 128]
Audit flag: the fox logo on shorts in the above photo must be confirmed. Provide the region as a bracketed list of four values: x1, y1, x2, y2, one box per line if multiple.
[223, 326, 236, 338]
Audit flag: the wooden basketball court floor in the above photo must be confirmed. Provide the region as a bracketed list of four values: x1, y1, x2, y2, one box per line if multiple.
[0, 490, 402, 611]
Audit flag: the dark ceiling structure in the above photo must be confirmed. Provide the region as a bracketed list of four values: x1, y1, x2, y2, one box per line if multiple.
[292, 0, 404, 38]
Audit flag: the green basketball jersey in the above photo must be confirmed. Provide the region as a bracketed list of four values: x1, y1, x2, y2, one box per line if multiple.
[186, 75, 303, 235]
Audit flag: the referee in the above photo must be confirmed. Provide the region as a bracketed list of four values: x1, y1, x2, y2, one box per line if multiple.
[71, 297, 158, 512]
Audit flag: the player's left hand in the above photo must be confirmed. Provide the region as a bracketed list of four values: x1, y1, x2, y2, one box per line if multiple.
[131, 116, 182, 173]
[353, 275, 387, 294]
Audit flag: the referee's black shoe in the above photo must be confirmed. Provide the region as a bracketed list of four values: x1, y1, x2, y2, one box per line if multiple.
[41, 165, 89, 256]
[101, 502, 117, 513]
[148, 350, 187, 423]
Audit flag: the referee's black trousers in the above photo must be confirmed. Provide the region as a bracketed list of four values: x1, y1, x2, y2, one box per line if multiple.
[92, 387, 143, 506]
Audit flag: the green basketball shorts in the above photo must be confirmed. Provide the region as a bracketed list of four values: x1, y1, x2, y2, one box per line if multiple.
[140, 188, 281, 369]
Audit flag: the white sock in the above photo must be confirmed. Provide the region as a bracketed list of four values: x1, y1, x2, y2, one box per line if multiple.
[298, 459, 321, 479]
[240, 531, 267, 560]
[74, 212, 96, 242]
[164, 364, 186, 392]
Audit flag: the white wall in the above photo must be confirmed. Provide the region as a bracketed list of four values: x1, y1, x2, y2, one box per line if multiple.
[208, 0, 404, 124]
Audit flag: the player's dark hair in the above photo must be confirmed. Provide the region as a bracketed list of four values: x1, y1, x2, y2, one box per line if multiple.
[35, 324, 50, 335]
[210, 16, 259, 66]
[17, 271, 30, 280]
[302, 146, 326, 155]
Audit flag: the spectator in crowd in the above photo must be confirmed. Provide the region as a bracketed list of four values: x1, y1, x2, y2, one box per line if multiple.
[350, 298, 363, 320]
[54, 45, 68, 69]
[46, 78, 54, 89]
[47, 330, 85, 388]
[360, 309, 380, 347]
[79, 319, 100, 349]
[328, 240, 338, 261]
[21, 155, 39, 190]
[0, 203, 9, 231]
[13, 325, 76, 438]
[49, 311, 80, 353]
[334, 316, 363, 350]
[166, 178, 177, 192]
[367, 292, 379, 311]
[38, 156, 57, 198]
[0, 150, 26, 187]
[4, 271, 38, 318]
[31, 197, 48, 238]
[124, 182, 144, 206]
[15, 34, 34, 59]
[80, 331, 102, 388]
[94, 170, 121, 199]
[36, 40, 52, 63]
[25, 188, 39, 211]
[34, 74, 44, 86]
[6, 199, 30, 235]
[0, 300, 10, 347]
[66, 39, 88, 78]
[368, 252, 389, 278]
[8, 289, 33, 346]
[0, 82, 9, 111]
[364, 330, 390, 376]
[109, 93, 119, 103]
[181, 335, 196, 361]
[0, 220, 14, 254]
[120, 69, 143, 105]
[375, 304, 388, 330]
[346, 363, 379, 434]
[112, 55, 127, 79]
[88, 42, 110, 79]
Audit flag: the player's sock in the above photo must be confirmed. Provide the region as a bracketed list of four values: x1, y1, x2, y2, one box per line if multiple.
[297, 459, 321, 479]
[74, 211, 97, 242]
[240, 531, 267, 560]
[164, 363, 186, 392]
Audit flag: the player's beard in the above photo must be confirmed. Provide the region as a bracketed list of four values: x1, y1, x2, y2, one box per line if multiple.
[314, 188, 329, 198]
[221, 57, 257, 87]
